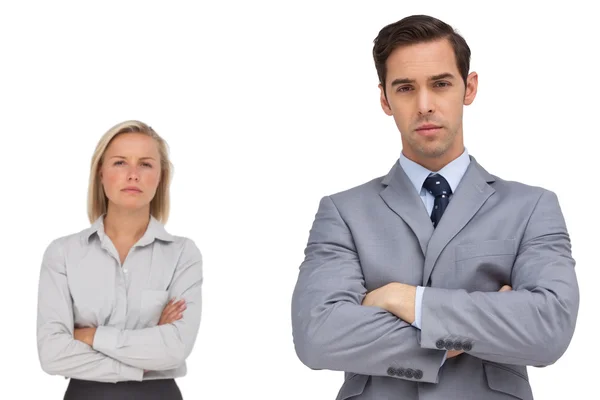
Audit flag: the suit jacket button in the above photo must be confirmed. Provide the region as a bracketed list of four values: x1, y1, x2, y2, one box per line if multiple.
[435, 339, 445, 349]
[453, 341, 463, 350]
[414, 369, 423, 380]
[405, 368, 415, 378]
[444, 340, 454, 350]
[463, 342, 472, 351]
[387, 367, 397, 376]
[396, 368, 405, 377]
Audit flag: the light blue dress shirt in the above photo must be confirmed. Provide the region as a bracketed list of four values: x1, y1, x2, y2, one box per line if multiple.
[399, 148, 471, 362]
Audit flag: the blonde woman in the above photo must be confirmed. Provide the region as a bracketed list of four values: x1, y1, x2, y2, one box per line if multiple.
[36, 121, 203, 399]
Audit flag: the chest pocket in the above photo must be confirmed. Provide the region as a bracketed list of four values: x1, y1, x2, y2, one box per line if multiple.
[452, 239, 517, 291]
[455, 239, 517, 263]
[139, 290, 169, 327]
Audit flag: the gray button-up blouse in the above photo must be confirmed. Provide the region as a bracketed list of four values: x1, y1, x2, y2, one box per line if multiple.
[36, 215, 203, 383]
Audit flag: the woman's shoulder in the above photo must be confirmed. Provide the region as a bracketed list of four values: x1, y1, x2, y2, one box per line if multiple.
[151, 217, 199, 250]
[162, 233, 201, 254]
[157, 233, 202, 269]
[41, 226, 95, 263]
[47, 225, 100, 248]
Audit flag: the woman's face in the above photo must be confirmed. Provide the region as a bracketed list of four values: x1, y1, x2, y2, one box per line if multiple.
[99, 133, 162, 213]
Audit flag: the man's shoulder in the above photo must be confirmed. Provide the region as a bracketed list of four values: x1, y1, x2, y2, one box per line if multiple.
[490, 172, 557, 201]
[322, 174, 388, 208]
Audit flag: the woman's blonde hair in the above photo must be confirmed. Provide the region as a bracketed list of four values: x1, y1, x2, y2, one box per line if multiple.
[87, 120, 173, 224]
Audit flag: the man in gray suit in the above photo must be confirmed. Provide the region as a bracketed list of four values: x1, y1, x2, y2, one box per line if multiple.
[291, 14, 579, 400]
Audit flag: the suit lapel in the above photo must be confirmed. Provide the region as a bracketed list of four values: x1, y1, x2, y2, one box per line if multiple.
[379, 162, 434, 256]
[422, 157, 496, 286]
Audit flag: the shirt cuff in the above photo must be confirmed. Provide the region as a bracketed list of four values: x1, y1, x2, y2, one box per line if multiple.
[93, 325, 120, 354]
[94, 326, 144, 381]
[118, 361, 144, 381]
[411, 286, 425, 329]
[440, 351, 448, 366]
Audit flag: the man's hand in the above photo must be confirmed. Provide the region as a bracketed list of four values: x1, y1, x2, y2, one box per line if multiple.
[446, 284, 513, 359]
[498, 284, 512, 293]
[74, 327, 97, 347]
[362, 282, 417, 324]
[158, 298, 186, 326]
[446, 350, 463, 359]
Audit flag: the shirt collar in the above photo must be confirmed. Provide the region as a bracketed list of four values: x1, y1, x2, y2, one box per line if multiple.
[399, 147, 471, 194]
[85, 216, 106, 243]
[85, 214, 174, 245]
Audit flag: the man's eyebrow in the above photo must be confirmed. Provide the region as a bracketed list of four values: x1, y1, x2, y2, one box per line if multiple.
[429, 72, 455, 81]
[390, 78, 414, 87]
[390, 73, 456, 87]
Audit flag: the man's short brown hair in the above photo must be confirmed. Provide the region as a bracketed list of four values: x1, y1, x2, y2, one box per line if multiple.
[373, 15, 471, 96]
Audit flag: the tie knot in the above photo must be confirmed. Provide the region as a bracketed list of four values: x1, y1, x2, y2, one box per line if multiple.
[423, 174, 452, 198]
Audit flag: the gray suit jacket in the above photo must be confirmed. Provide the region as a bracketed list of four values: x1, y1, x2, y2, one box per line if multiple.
[291, 156, 579, 400]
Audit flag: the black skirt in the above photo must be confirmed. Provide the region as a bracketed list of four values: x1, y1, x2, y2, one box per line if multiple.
[63, 378, 183, 400]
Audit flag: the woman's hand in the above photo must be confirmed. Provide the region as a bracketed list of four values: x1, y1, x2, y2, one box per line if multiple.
[73, 327, 97, 347]
[158, 298, 186, 325]
[73, 299, 185, 373]
[143, 299, 186, 375]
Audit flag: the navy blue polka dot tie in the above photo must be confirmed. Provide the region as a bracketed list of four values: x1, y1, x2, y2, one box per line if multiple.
[423, 174, 452, 228]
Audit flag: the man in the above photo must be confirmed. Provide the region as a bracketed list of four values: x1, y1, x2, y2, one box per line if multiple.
[291, 14, 579, 400]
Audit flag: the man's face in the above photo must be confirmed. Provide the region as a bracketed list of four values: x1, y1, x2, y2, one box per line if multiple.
[380, 38, 478, 170]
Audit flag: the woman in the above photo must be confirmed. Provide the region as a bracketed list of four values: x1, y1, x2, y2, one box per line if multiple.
[36, 121, 203, 399]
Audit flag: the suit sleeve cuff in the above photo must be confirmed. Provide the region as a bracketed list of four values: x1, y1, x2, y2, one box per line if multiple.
[440, 351, 448, 366]
[411, 286, 425, 329]
[419, 287, 461, 350]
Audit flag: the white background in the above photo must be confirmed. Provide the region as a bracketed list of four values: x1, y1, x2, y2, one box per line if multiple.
[0, 0, 597, 398]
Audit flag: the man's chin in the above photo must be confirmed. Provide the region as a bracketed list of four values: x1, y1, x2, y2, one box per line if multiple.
[416, 144, 449, 159]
